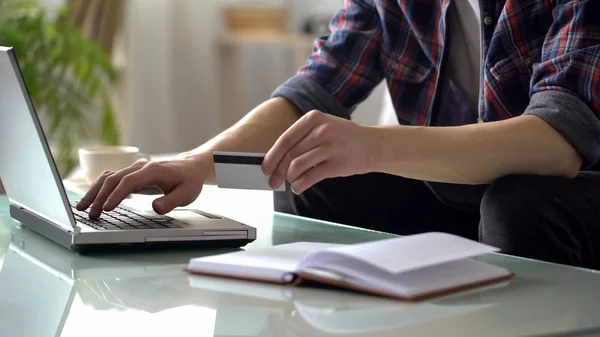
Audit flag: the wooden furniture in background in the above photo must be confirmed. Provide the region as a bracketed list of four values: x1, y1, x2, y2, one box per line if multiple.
[217, 4, 318, 130]
[217, 33, 318, 130]
[224, 5, 290, 35]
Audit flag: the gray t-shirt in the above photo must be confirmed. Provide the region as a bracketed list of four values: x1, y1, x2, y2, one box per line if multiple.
[445, 0, 481, 111]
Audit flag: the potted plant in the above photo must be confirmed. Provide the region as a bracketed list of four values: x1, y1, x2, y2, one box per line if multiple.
[0, 0, 120, 175]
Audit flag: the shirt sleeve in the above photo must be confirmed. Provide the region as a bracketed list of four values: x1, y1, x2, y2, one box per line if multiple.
[272, 0, 384, 119]
[524, 0, 600, 168]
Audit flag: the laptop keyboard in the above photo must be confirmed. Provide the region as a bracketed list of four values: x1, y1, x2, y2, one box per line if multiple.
[69, 201, 182, 231]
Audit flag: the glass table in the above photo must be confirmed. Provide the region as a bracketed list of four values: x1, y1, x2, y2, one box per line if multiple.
[1, 186, 600, 337]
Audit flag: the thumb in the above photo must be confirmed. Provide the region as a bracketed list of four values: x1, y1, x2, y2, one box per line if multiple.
[152, 184, 198, 214]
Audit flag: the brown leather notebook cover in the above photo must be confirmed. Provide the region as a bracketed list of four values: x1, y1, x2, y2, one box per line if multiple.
[185, 268, 515, 302]
[294, 270, 516, 301]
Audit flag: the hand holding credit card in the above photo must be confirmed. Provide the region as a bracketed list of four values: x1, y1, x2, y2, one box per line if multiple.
[213, 151, 286, 191]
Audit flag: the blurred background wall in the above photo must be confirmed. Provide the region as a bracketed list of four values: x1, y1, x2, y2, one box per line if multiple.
[123, 0, 389, 155]
[32, 0, 390, 158]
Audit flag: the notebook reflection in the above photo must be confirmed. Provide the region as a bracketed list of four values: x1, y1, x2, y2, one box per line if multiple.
[187, 275, 498, 336]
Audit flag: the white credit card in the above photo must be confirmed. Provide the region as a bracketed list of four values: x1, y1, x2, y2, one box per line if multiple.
[213, 151, 286, 191]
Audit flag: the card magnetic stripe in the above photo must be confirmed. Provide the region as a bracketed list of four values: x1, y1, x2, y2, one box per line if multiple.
[213, 154, 264, 165]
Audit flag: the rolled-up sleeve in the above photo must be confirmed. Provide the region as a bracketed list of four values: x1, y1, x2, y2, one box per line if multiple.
[272, 0, 384, 119]
[524, 0, 600, 168]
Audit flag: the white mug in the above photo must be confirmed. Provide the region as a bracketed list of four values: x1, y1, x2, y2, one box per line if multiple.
[79, 146, 150, 184]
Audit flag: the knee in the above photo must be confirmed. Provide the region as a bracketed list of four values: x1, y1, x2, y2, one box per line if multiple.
[479, 175, 559, 254]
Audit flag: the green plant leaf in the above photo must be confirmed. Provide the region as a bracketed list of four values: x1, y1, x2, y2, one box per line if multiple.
[0, 0, 121, 176]
[100, 92, 120, 146]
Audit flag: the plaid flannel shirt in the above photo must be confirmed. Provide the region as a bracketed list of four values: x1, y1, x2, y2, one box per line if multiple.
[273, 0, 600, 167]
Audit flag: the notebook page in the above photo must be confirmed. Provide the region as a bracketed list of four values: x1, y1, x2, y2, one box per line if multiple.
[304, 258, 509, 298]
[298, 232, 499, 276]
[187, 242, 342, 283]
[378, 258, 511, 298]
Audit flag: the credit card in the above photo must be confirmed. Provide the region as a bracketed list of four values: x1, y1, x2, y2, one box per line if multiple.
[213, 151, 286, 191]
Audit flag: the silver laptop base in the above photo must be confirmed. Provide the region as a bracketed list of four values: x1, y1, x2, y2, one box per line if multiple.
[10, 204, 252, 254]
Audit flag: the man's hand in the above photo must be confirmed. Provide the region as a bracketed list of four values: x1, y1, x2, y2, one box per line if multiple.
[75, 97, 301, 219]
[262, 110, 379, 194]
[76, 154, 211, 218]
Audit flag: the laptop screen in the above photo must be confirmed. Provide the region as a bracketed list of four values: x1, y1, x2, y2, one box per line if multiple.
[0, 48, 75, 231]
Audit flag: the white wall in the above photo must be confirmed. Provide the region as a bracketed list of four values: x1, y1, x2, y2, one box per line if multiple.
[124, 0, 388, 155]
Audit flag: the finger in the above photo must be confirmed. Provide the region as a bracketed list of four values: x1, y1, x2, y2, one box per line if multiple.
[263, 110, 322, 175]
[287, 147, 329, 183]
[133, 185, 164, 195]
[76, 170, 114, 211]
[87, 164, 145, 218]
[269, 131, 320, 189]
[290, 161, 335, 195]
[102, 163, 166, 212]
[152, 183, 201, 215]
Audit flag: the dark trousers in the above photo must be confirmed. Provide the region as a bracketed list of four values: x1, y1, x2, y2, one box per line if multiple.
[274, 172, 600, 270]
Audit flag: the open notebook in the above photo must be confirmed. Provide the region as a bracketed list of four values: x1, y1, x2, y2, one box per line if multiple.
[186, 232, 515, 301]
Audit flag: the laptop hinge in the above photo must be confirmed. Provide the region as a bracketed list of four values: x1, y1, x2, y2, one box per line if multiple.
[9, 199, 75, 231]
[9, 204, 74, 249]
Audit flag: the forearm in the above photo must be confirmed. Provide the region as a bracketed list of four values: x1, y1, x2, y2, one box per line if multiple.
[179, 97, 300, 184]
[370, 115, 582, 185]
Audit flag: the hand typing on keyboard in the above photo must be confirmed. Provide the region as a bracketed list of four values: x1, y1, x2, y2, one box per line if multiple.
[70, 201, 181, 230]
[75, 155, 211, 219]
[75, 98, 302, 220]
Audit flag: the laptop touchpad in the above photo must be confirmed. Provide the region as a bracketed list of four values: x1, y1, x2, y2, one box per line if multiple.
[169, 209, 221, 221]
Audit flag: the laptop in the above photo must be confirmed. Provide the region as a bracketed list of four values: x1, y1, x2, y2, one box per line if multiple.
[0, 46, 256, 252]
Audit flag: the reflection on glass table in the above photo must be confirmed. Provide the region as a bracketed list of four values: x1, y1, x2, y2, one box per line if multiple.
[2, 218, 600, 337]
[0, 224, 494, 337]
[0, 225, 228, 337]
